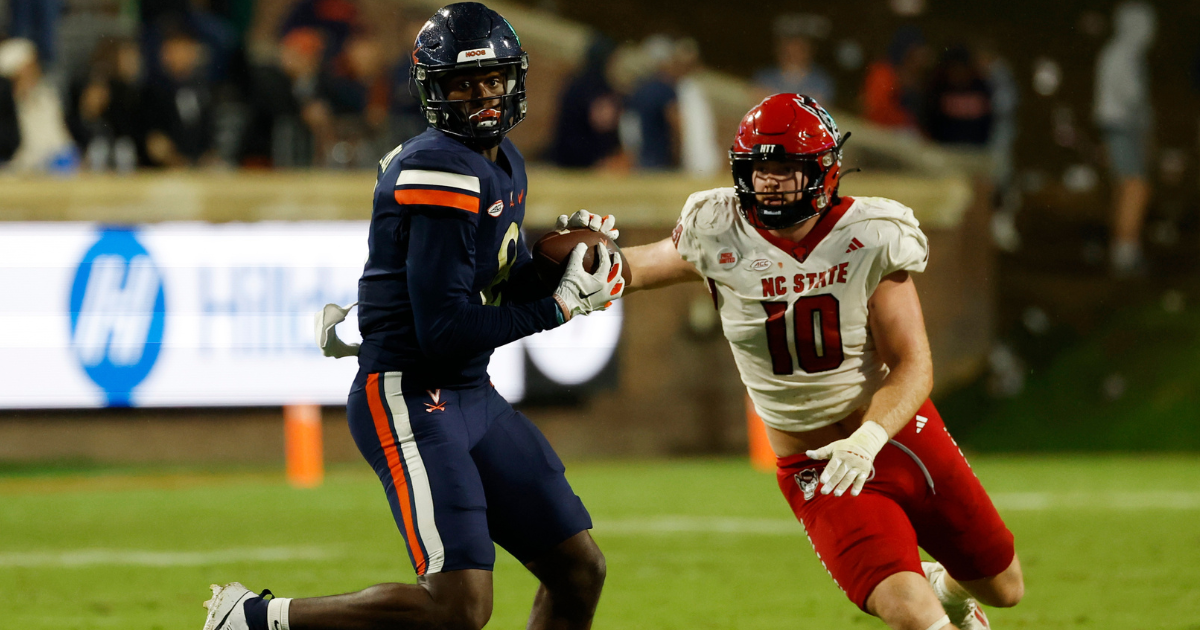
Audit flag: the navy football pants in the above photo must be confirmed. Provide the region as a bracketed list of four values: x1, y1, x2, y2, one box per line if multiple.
[347, 371, 592, 575]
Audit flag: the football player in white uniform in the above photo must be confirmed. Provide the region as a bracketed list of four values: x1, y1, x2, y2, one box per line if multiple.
[623, 94, 1024, 630]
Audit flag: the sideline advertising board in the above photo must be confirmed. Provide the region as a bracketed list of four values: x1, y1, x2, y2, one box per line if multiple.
[0, 222, 621, 409]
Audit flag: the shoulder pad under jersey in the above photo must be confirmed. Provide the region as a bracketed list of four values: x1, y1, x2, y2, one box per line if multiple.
[389, 135, 486, 218]
[678, 187, 738, 238]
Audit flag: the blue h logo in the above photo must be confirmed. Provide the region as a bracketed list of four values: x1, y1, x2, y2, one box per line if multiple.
[69, 228, 166, 407]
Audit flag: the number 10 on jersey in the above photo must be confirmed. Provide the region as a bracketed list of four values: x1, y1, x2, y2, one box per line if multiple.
[761, 295, 844, 374]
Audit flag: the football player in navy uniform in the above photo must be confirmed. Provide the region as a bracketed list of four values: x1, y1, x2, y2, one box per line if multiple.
[201, 5, 623, 630]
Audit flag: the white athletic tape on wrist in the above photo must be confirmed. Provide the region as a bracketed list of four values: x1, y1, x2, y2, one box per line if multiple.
[267, 597, 292, 630]
[923, 614, 951, 630]
[857, 420, 890, 457]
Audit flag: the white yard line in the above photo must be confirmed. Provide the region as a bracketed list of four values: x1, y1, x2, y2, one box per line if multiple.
[991, 491, 1200, 510]
[600, 516, 800, 535]
[0, 546, 337, 568]
[596, 491, 1200, 536]
[7, 492, 1199, 565]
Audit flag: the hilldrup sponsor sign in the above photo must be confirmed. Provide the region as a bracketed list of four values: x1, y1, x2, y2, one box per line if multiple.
[0, 223, 621, 409]
[70, 228, 167, 406]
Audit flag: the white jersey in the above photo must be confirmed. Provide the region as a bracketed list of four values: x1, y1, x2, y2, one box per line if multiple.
[674, 188, 929, 432]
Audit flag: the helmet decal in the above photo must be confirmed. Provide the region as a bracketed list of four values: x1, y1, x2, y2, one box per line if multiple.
[456, 47, 496, 62]
[502, 17, 522, 46]
[794, 97, 840, 143]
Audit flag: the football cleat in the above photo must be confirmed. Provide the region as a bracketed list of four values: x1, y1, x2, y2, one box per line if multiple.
[202, 582, 266, 630]
[945, 599, 991, 630]
[923, 562, 991, 630]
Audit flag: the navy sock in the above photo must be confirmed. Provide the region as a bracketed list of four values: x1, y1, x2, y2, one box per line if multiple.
[243, 594, 269, 630]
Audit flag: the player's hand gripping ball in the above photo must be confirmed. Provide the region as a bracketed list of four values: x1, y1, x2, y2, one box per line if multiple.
[532, 219, 632, 290]
[556, 210, 619, 241]
[549, 241, 625, 321]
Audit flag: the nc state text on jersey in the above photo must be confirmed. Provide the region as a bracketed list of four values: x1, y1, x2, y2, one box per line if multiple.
[761, 262, 849, 297]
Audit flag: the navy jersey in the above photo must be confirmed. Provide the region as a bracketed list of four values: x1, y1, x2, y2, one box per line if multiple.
[357, 128, 560, 390]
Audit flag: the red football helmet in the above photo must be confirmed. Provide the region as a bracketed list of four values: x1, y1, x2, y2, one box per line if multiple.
[730, 94, 849, 230]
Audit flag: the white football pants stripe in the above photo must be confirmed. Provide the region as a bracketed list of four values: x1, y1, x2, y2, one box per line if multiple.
[382, 372, 446, 574]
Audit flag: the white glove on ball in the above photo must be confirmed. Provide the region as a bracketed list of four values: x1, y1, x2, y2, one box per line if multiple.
[553, 243, 624, 321]
[556, 209, 619, 241]
[805, 421, 890, 497]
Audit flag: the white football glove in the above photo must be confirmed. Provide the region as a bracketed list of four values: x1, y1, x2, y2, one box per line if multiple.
[555, 210, 619, 241]
[315, 302, 360, 358]
[553, 242, 624, 321]
[805, 421, 890, 497]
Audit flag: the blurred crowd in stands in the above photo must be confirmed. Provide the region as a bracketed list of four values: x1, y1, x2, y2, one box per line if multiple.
[548, 14, 1021, 182]
[0, 0, 1032, 178]
[0, 0, 425, 173]
[0, 0, 1180, 279]
[0, 0, 1168, 257]
[545, 4, 1167, 277]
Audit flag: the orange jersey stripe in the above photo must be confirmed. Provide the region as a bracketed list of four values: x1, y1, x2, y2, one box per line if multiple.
[366, 373, 428, 574]
[395, 188, 479, 213]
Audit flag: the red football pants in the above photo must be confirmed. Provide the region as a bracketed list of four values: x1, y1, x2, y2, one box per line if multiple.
[776, 400, 1015, 611]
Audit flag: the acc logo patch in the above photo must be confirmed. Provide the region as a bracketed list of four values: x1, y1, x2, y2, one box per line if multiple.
[716, 248, 739, 268]
[749, 258, 772, 271]
[487, 200, 504, 217]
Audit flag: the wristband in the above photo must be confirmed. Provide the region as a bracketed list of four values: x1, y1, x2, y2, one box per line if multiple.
[855, 421, 890, 458]
[552, 294, 570, 323]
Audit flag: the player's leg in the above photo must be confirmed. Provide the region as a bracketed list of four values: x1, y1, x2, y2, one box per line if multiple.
[524, 531, 607, 630]
[777, 455, 946, 629]
[926, 555, 1024, 609]
[893, 400, 1022, 626]
[203, 576, 492, 630]
[472, 388, 604, 630]
[288, 570, 493, 630]
[282, 373, 498, 630]
[866, 572, 958, 630]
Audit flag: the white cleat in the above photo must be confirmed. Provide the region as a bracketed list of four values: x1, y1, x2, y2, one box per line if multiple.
[202, 582, 259, 630]
[923, 562, 991, 630]
[947, 599, 991, 630]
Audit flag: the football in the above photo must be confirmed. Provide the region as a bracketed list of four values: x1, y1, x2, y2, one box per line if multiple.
[531, 228, 632, 290]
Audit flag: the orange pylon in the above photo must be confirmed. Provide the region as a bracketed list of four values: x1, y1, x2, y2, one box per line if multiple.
[745, 395, 775, 472]
[284, 404, 324, 488]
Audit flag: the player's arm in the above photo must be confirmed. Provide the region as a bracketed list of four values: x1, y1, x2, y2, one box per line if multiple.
[861, 270, 934, 433]
[502, 231, 551, 304]
[806, 271, 933, 497]
[622, 237, 703, 294]
[407, 210, 562, 356]
[538, 210, 701, 294]
[506, 212, 626, 309]
[505, 210, 622, 304]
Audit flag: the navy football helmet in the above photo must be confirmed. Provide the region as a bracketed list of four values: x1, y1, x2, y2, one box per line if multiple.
[411, 3, 528, 150]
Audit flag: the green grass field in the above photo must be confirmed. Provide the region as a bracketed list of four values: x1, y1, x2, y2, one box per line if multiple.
[2, 456, 1198, 629]
[943, 281, 1200, 454]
